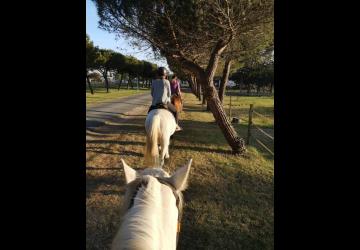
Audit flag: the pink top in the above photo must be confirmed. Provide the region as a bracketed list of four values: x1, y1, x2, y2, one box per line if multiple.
[170, 79, 181, 95]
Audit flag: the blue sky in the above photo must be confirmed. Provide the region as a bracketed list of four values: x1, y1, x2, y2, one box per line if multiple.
[86, 0, 168, 68]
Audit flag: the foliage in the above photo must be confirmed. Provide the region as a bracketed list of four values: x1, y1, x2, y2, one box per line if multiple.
[86, 34, 159, 83]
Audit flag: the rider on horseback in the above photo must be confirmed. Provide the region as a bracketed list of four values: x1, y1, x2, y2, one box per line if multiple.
[149, 67, 182, 131]
[170, 75, 182, 99]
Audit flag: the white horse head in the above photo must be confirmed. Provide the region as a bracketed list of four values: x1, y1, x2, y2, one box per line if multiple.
[144, 109, 177, 167]
[111, 158, 192, 250]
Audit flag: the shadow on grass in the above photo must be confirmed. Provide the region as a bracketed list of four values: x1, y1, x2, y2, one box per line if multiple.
[89, 119, 146, 135]
[86, 173, 125, 197]
[86, 148, 143, 157]
[182, 107, 210, 113]
[172, 144, 230, 154]
[87, 139, 145, 147]
[178, 167, 273, 250]
[87, 109, 147, 117]
[86, 166, 122, 171]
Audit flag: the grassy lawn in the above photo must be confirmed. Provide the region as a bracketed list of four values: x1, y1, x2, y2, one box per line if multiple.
[86, 87, 150, 106]
[86, 91, 274, 250]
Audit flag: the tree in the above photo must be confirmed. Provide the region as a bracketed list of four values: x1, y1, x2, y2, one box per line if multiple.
[94, 0, 273, 154]
[218, 58, 232, 103]
[95, 49, 114, 93]
[217, 28, 273, 103]
[108, 52, 127, 90]
[86, 34, 98, 94]
[141, 61, 157, 88]
[123, 56, 140, 89]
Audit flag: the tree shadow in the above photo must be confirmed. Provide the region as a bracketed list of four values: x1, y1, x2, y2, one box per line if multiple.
[87, 139, 145, 147]
[88, 119, 146, 135]
[86, 172, 125, 198]
[86, 166, 122, 171]
[172, 144, 230, 154]
[182, 107, 209, 113]
[87, 109, 147, 117]
[86, 119, 106, 128]
[177, 168, 273, 249]
[86, 148, 143, 157]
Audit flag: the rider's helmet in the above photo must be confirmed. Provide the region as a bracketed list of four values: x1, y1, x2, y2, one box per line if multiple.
[157, 67, 168, 77]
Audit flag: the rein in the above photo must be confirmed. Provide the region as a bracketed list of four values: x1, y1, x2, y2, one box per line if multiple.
[127, 177, 182, 247]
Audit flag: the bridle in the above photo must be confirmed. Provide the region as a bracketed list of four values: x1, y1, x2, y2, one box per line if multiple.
[127, 177, 183, 247]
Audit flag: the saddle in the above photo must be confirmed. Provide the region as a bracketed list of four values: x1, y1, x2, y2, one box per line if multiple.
[147, 103, 169, 114]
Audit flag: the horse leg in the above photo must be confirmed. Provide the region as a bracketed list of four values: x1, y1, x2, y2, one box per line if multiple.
[160, 137, 170, 161]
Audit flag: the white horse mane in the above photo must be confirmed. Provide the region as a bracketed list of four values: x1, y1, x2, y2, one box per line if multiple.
[112, 160, 192, 250]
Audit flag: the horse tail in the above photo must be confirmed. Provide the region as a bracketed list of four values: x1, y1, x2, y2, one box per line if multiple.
[144, 114, 160, 167]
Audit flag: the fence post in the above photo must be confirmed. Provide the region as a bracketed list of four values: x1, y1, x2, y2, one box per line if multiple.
[246, 104, 254, 145]
[229, 95, 232, 119]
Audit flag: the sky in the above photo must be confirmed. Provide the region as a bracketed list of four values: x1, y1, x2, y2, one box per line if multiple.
[86, 0, 168, 68]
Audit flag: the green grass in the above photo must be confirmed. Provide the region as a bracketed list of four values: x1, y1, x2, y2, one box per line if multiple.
[86, 91, 274, 250]
[86, 87, 150, 106]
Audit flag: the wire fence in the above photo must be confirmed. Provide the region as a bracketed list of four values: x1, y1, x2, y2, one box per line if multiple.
[226, 95, 274, 156]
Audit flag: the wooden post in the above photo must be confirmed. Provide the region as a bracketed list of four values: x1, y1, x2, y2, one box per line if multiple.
[229, 95, 232, 119]
[246, 104, 254, 145]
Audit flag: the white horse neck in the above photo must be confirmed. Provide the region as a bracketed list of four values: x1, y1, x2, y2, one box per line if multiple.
[112, 175, 178, 250]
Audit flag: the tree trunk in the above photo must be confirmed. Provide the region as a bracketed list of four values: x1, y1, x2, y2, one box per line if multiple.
[168, 39, 245, 153]
[203, 82, 246, 154]
[202, 84, 206, 105]
[103, 71, 109, 93]
[247, 84, 251, 95]
[189, 75, 197, 95]
[188, 78, 193, 92]
[86, 75, 94, 95]
[196, 78, 201, 101]
[269, 82, 273, 93]
[127, 77, 130, 89]
[118, 73, 123, 90]
[198, 84, 202, 101]
[190, 76, 196, 95]
[218, 59, 232, 104]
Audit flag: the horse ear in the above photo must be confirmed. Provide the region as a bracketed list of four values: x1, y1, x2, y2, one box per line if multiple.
[168, 159, 192, 191]
[121, 159, 137, 184]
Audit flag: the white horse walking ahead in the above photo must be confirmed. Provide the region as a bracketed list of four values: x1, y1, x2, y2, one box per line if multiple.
[144, 109, 177, 167]
[112, 158, 192, 250]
